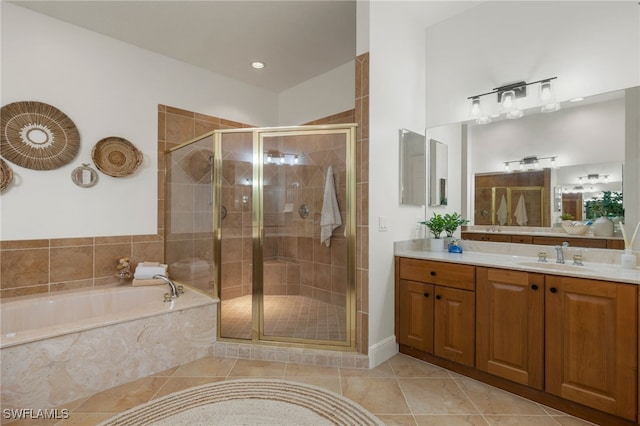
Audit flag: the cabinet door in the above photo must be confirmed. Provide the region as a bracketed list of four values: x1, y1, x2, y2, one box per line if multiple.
[476, 268, 544, 389]
[398, 279, 434, 353]
[434, 286, 475, 366]
[545, 276, 637, 420]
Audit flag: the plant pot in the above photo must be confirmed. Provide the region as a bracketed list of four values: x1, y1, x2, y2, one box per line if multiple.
[430, 238, 445, 252]
[592, 216, 614, 237]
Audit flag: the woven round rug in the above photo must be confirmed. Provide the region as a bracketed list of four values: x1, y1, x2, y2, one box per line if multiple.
[0, 158, 13, 192]
[0, 101, 80, 170]
[92, 136, 143, 177]
[97, 379, 383, 426]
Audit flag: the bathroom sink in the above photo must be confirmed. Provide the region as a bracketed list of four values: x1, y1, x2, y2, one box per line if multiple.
[517, 262, 595, 273]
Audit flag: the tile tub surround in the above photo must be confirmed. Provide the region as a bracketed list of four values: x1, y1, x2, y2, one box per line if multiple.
[0, 234, 164, 299]
[394, 239, 640, 284]
[0, 285, 218, 411]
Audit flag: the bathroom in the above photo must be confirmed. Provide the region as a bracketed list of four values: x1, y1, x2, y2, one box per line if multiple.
[1, 0, 639, 422]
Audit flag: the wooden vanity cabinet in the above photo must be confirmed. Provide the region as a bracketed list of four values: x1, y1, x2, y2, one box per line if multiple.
[545, 276, 637, 421]
[476, 267, 544, 389]
[396, 257, 476, 366]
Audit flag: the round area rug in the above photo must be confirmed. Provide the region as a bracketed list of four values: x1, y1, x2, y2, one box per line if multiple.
[97, 379, 383, 426]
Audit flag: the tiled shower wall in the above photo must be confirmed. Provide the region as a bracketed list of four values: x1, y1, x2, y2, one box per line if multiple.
[0, 53, 370, 354]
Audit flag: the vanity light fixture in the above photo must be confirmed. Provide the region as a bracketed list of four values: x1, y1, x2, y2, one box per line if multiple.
[467, 77, 558, 123]
[539, 79, 561, 112]
[503, 155, 557, 173]
[578, 173, 609, 184]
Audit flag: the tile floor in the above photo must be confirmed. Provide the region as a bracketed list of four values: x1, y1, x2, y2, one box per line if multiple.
[5, 353, 596, 426]
[220, 295, 346, 341]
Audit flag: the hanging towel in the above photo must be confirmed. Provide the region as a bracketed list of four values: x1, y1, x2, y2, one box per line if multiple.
[496, 194, 508, 225]
[514, 194, 529, 226]
[320, 165, 342, 247]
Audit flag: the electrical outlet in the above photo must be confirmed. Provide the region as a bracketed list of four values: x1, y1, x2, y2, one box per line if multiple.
[378, 216, 388, 232]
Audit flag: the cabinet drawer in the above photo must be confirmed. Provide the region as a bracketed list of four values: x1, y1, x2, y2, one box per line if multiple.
[399, 258, 475, 290]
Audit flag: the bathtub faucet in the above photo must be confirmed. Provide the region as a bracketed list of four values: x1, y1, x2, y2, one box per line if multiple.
[153, 275, 179, 298]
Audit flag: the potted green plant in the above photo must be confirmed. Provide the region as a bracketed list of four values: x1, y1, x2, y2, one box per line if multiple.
[443, 212, 468, 238]
[420, 213, 446, 251]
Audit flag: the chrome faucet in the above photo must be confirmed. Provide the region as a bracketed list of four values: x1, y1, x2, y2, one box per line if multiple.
[555, 242, 569, 264]
[153, 274, 179, 298]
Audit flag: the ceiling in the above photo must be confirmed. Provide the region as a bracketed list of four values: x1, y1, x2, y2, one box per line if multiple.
[10, 1, 480, 93]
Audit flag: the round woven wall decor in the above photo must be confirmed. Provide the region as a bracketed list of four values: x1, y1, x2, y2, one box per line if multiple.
[0, 101, 80, 170]
[0, 158, 14, 192]
[92, 136, 143, 177]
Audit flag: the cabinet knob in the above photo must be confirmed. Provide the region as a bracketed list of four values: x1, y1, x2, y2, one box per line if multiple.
[423, 292, 430, 298]
[549, 287, 558, 293]
[430, 271, 436, 276]
[435, 295, 442, 300]
[531, 284, 539, 290]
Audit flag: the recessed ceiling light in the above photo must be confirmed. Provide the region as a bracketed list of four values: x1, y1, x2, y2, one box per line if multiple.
[251, 61, 265, 69]
[569, 97, 585, 103]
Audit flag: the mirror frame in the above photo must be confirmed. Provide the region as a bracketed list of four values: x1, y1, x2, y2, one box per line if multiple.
[399, 128, 426, 206]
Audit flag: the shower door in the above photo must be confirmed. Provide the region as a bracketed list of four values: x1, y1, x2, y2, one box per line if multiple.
[216, 125, 356, 348]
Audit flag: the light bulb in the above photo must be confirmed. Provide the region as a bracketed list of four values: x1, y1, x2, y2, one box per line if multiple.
[294, 155, 299, 164]
[539, 80, 560, 113]
[504, 163, 510, 173]
[280, 155, 285, 164]
[470, 98, 481, 116]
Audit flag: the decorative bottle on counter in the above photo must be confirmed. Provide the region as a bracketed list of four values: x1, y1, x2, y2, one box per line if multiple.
[621, 249, 637, 269]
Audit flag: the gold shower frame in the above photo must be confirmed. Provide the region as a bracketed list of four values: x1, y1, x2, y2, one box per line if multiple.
[167, 124, 357, 351]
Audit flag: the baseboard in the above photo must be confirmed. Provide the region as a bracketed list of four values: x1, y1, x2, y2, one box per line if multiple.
[368, 335, 398, 368]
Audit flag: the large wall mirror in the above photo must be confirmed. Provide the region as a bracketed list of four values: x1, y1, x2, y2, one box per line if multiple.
[429, 86, 636, 239]
[399, 128, 426, 206]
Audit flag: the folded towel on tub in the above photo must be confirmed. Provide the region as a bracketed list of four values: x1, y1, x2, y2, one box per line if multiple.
[134, 264, 168, 279]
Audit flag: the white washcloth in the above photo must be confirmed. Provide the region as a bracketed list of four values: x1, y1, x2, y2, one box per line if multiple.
[320, 165, 342, 247]
[496, 194, 508, 225]
[134, 264, 168, 279]
[514, 194, 528, 226]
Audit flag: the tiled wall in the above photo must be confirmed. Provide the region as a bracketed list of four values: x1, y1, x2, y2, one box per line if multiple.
[355, 52, 370, 354]
[0, 235, 163, 298]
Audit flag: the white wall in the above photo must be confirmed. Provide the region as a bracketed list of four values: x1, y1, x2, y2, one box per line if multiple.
[278, 61, 355, 125]
[367, 1, 430, 365]
[0, 3, 354, 241]
[425, 1, 639, 128]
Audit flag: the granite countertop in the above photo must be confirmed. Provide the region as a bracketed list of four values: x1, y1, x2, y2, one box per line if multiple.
[394, 240, 640, 285]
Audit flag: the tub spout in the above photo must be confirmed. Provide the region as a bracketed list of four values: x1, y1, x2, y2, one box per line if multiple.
[153, 274, 179, 298]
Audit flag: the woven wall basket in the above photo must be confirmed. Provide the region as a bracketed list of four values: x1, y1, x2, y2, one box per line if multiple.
[92, 137, 143, 177]
[0, 101, 80, 170]
[0, 158, 14, 192]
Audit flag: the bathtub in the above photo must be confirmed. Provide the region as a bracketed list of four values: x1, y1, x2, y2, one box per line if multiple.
[1, 284, 218, 411]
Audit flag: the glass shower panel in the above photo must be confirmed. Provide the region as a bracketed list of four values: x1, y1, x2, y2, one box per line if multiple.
[164, 135, 215, 296]
[218, 131, 254, 340]
[261, 132, 348, 343]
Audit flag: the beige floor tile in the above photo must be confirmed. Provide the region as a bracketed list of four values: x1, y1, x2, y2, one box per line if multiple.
[151, 365, 179, 377]
[284, 363, 339, 377]
[73, 376, 168, 413]
[341, 360, 395, 377]
[227, 359, 286, 377]
[388, 354, 450, 378]
[552, 416, 599, 426]
[397, 378, 479, 415]
[482, 415, 561, 425]
[283, 376, 342, 394]
[414, 415, 490, 425]
[172, 356, 236, 377]
[341, 377, 411, 415]
[454, 377, 547, 415]
[376, 414, 417, 425]
[53, 412, 113, 426]
[152, 376, 224, 399]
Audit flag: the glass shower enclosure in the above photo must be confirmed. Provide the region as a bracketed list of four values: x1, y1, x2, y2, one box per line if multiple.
[165, 124, 356, 349]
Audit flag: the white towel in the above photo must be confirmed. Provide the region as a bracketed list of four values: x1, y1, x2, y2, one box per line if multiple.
[134, 264, 168, 279]
[320, 165, 342, 247]
[496, 194, 508, 225]
[514, 194, 528, 226]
